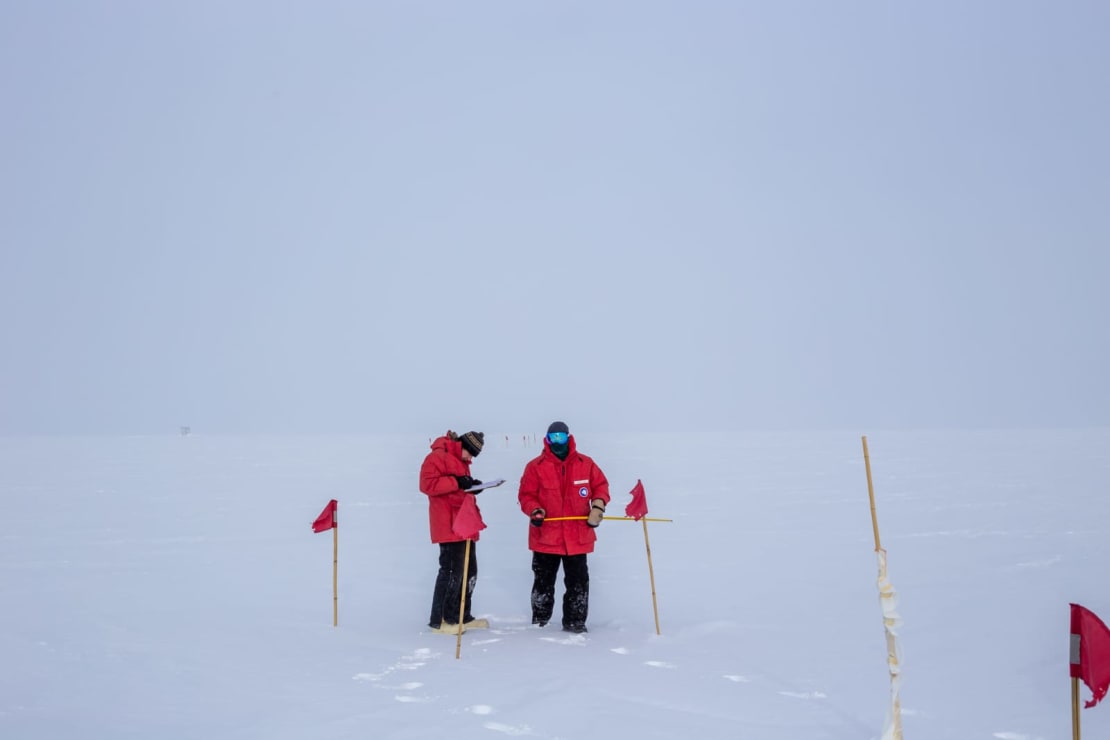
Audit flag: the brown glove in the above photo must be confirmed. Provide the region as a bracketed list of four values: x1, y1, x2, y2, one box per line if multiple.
[586, 500, 605, 528]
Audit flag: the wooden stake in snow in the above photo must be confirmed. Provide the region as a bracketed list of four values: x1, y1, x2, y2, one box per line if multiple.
[311, 499, 339, 627]
[863, 436, 903, 740]
[455, 538, 472, 659]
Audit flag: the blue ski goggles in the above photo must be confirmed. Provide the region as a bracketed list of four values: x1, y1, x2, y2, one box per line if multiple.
[546, 432, 569, 445]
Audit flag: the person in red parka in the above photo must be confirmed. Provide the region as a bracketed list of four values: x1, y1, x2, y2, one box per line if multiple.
[517, 421, 610, 633]
[419, 429, 488, 633]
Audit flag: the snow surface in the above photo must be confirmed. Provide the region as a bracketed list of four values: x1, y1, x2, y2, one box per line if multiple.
[3, 430, 1109, 739]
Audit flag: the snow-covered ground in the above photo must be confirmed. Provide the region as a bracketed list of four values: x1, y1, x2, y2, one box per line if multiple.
[3, 429, 1109, 739]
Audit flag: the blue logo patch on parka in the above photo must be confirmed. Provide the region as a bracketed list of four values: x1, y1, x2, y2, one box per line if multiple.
[579, 486, 589, 497]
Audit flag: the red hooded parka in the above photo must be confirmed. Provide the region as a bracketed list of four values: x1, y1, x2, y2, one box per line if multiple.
[419, 435, 479, 543]
[518, 435, 610, 555]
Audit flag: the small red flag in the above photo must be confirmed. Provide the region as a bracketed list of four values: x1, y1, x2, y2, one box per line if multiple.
[625, 479, 648, 521]
[312, 499, 337, 533]
[452, 495, 486, 540]
[1071, 603, 1110, 708]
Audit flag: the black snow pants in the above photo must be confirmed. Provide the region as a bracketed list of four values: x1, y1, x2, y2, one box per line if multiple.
[530, 551, 589, 629]
[428, 541, 477, 627]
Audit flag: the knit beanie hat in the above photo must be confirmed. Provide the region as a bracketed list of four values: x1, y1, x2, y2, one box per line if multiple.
[547, 421, 569, 435]
[459, 431, 484, 457]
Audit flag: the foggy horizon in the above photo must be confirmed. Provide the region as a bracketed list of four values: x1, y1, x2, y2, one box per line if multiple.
[3, 3, 1107, 436]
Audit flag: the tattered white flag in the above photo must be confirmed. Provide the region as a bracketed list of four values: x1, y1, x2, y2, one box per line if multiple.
[876, 548, 903, 740]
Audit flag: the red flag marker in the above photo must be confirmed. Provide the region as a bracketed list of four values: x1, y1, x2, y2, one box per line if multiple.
[625, 479, 648, 521]
[312, 499, 337, 533]
[1072, 603, 1110, 708]
[452, 495, 486, 540]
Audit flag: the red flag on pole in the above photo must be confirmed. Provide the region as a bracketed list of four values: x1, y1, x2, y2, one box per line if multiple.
[1071, 603, 1110, 708]
[312, 499, 337, 533]
[452, 495, 486, 540]
[625, 479, 649, 521]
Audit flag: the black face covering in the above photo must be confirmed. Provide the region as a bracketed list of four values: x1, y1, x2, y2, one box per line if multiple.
[546, 422, 570, 459]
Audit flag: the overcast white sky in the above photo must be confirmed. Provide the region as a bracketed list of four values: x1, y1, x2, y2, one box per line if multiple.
[2, 2, 1107, 435]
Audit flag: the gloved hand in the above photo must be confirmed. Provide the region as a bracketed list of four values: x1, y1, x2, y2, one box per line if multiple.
[586, 500, 606, 528]
[530, 508, 546, 527]
[467, 479, 483, 493]
[455, 475, 476, 490]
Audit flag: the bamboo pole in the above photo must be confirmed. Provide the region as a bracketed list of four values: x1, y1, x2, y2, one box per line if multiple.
[1073, 677, 1081, 740]
[642, 518, 662, 635]
[455, 539, 472, 659]
[332, 518, 339, 627]
[862, 435, 881, 551]
[863, 435, 903, 740]
[542, 515, 674, 523]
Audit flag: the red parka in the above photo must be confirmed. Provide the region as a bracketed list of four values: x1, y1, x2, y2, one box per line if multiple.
[518, 436, 610, 556]
[419, 435, 479, 543]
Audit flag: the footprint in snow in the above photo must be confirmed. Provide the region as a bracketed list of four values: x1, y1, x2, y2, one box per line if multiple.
[540, 634, 586, 646]
[610, 647, 630, 655]
[354, 648, 437, 683]
[644, 660, 677, 669]
[401, 648, 435, 667]
[483, 721, 533, 735]
[490, 623, 532, 635]
[468, 704, 532, 735]
[723, 675, 751, 683]
[352, 672, 380, 682]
